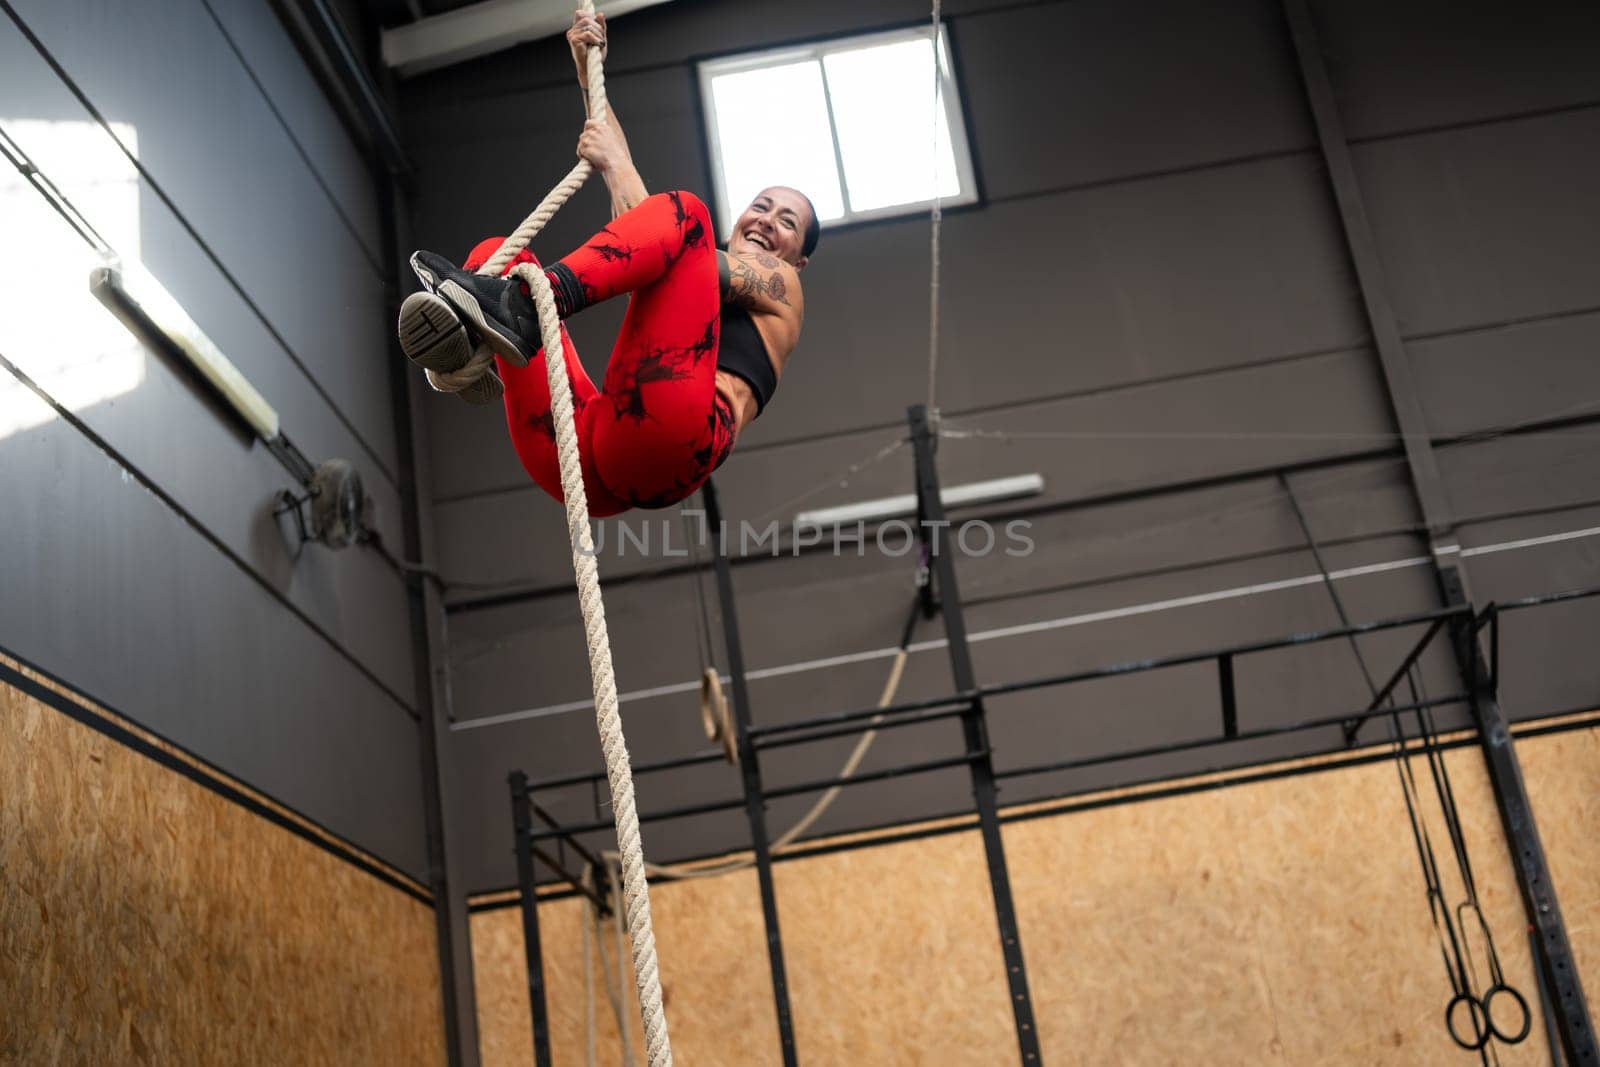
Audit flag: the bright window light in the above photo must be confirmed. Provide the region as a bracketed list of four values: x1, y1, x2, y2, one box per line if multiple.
[0, 119, 145, 442]
[823, 38, 963, 212]
[699, 24, 977, 235]
[707, 60, 844, 226]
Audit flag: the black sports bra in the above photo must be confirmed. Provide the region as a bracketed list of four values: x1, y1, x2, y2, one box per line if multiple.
[717, 304, 777, 416]
[717, 255, 778, 415]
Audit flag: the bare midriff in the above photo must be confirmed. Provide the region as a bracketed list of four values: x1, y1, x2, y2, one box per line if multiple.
[714, 313, 791, 435]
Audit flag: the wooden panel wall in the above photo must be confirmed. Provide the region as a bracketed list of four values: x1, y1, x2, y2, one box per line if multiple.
[470, 716, 1600, 1065]
[0, 655, 445, 1065]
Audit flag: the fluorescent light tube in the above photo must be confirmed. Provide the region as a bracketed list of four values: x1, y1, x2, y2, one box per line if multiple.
[796, 473, 1043, 527]
[91, 264, 280, 442]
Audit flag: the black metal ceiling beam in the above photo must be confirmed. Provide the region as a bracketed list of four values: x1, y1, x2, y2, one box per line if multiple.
[270, 0, 413, 175]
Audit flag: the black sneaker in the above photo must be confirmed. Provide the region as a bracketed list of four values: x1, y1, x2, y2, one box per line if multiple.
[409, 250, 542, 367]
[396, 291, 503, 405]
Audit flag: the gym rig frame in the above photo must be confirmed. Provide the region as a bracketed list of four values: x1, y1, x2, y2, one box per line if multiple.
[507, 405, 1599, 1066]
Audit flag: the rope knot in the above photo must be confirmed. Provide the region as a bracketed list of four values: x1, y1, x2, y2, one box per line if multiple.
[425, 346, 497, 393]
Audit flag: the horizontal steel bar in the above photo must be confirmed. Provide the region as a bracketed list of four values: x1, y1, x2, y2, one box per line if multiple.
[530, 607, 1476, 779]
[997, 693, 1466, 782]
[528, 751, 990, 841]
[530, 799, 606, 871]
[764, 751, 988, 800]
[748, 692, 976, 741]
[528, 794, 747, 842]
[1490, 583, 1600, 614]
[527, 747, 728, 791]
[531, 843, 609, 915]
[979, 604, 1470, 701]
[754, 707, 969, 751]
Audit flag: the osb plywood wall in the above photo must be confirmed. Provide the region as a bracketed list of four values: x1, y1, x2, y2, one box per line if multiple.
[471, 719, 1600, 1066]
[0, 656, 446, 1066]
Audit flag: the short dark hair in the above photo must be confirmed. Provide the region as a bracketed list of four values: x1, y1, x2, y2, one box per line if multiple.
[798, 192, 821, 259]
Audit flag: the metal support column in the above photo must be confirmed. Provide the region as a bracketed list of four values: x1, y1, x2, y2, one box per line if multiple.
[379, 164, 478, 1062]
[700, 478, 800, 1066]
[908, 405, 1043, 1065]
[509, 772, 554, 1067]
[1283, 2, 1595, 1059]
[1445, 578, 1596, 1064]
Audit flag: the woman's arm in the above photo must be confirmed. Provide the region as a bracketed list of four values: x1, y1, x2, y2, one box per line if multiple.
[567, 10, 645, 218]
[720, 250, 804, 319]
[577, 119, 648, 218]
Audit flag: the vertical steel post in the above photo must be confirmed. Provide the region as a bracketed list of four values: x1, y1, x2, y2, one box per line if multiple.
[1219, 654, 1238, 739]
[509, 771, 553, 1067]
[378, 168, 478, 1062]
[700, 479, 800, 1066]
[908, 405, 1043, 1065]
[1443, 579, 1596, 1065]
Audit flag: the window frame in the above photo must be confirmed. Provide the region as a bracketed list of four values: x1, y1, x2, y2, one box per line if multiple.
[696, 22, 979, 236]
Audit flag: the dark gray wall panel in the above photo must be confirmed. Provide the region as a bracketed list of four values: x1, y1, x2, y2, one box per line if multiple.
[0, 404, 427, 878]
[1437, 424, 1600, 522]
[431, 347, 1391, 592]
[444, 544, 927, 731]
[958, 0, 1310, 198]
[3, 192, 415, 705]
[1, 6, 425, 874]
[1310, 0, 1600, 141]
[0, 27, 415, 704]
[1410, 310, 1600, 438]
[959, 460, 1422, 606]
[767, 153, 1365, 440]
[406, 64, 710, 264]
[203, 0, 384, 260]
[905, 348, 1391, 505]
[966, 533, 1441, 730]
[9, 0, 399, 475]
[1458, 507, 1600, 721]
[1354, 107, 1600, 338]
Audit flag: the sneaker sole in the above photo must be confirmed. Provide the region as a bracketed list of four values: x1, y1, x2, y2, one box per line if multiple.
[397, 291, 503, 406]
[437, 278, 535, 368]
[398, 291, 471, 372]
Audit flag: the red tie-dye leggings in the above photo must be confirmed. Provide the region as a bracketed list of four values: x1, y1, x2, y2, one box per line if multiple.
[463, 191, 734, 517]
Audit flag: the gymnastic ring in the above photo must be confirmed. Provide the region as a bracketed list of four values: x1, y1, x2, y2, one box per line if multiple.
[1483, 983, 1532, 1044]
[699, 667, 737, 765]
[1445, 991, 1491, 1051]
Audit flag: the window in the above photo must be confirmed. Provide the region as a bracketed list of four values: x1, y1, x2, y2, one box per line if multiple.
[698, 24, 977, 236]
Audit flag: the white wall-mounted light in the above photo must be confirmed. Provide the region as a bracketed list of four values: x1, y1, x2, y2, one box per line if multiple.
[90, 264, 280, 442]
[91, 264, 371, 551]
[796, 473, 1044, 528]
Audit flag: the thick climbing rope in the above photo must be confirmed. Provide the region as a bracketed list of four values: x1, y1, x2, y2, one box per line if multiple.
[424, 5, 673, 1062]
[581, 601, 918, 1053]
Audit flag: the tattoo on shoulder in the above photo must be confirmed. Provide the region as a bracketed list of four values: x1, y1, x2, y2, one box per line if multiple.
[753, 252, 779, 269]
[727, 255, 792, 308]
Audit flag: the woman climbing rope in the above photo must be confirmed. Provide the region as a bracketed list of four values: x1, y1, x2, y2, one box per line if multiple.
[398, 10, 819, 516]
